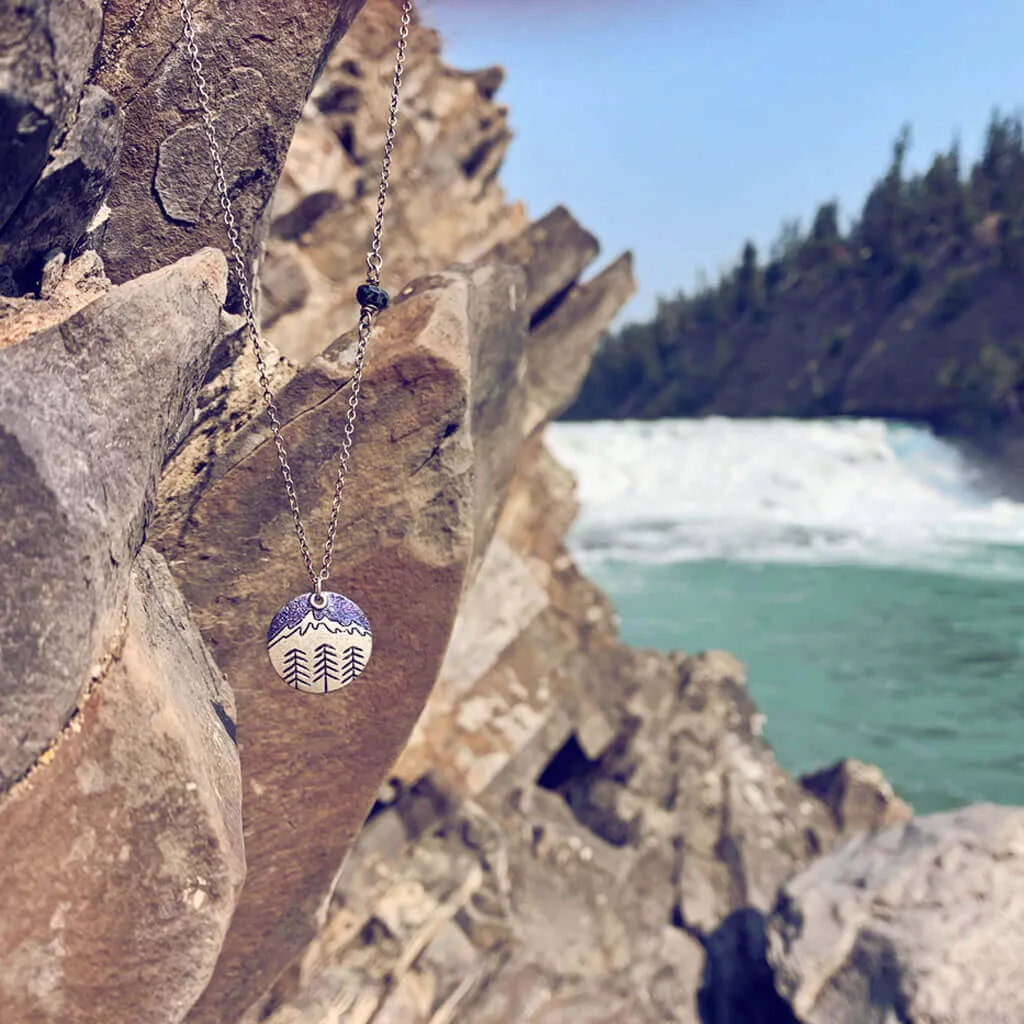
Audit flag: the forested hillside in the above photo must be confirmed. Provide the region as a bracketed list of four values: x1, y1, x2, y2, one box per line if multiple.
[567, 114, 1024, 436]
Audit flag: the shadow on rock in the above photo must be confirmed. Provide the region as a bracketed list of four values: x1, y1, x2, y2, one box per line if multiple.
[698, 908, 799, 1024]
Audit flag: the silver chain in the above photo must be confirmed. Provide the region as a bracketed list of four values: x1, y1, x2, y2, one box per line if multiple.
[177, 0, 413, 597]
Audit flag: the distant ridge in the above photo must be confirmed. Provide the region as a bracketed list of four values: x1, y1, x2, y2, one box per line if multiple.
[567, 114, 1024, 440]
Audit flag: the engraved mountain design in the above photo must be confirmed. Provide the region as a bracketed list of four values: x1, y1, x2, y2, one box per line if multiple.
[282, 648, 310, 688]
[266, 611, 370, 650]
[266, 592, 373, 693]
[340, 646, 366, 686]
[313, 643, 340, 692]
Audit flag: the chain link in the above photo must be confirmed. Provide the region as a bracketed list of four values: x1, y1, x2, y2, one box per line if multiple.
[177, 0, 413, 592]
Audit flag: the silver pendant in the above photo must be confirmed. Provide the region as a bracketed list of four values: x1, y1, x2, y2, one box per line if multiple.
[266, 592, 373, 693]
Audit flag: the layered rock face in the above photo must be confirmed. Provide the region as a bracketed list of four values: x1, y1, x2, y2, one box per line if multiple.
[261, 0, 526, 362]
[0, 0, 368, 1020]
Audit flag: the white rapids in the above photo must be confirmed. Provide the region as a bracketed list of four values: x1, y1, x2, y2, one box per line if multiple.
[546, 417, 1024, 579]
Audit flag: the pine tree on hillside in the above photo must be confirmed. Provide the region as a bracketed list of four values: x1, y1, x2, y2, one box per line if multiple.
[563, 111, 1024, 427]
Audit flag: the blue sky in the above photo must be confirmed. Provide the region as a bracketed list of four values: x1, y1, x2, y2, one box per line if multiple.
[421, 0, 1024, 324]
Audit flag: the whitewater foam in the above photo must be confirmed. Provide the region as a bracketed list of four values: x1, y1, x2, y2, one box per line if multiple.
[545, 418, 1024, 579]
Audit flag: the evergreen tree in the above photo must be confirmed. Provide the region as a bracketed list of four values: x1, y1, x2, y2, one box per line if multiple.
[735, 241, 762, 314]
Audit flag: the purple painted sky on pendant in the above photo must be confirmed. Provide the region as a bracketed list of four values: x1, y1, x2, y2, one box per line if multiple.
[266, 592, 372, 642]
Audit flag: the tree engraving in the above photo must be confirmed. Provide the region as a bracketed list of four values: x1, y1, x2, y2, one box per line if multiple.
[313, 643, 340, 691]
[340, 645, 366, 686]
[282, 648, 310, 688]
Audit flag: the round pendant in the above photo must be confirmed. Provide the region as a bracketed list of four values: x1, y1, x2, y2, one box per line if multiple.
[266, 592, 373, 693]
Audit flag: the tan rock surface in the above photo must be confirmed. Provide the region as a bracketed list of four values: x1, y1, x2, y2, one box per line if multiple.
[0, 250, 110, 347]
[263, 0, 526, 362]
[801, 757, 913, 834]
[156, 262, 535, 1023]
[0, 547, 243, 1024]
[92, 0, 367, 291]
[768, 804, 1024, 1024]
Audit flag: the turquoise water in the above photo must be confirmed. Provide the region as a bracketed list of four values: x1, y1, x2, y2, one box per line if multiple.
[547, 418, 1024, 814]
[586, 559, 1024, 813]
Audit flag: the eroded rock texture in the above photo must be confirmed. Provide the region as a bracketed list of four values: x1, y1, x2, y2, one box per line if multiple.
[92, 0, 367, 293]
[262, 0, 526, 361]
[768, 804, 1024, 1024]
[0, 548, 244, 1024]
[0, 248, 227, 786]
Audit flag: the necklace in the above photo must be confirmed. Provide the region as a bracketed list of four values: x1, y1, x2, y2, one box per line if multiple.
[177, 0, 413, 692]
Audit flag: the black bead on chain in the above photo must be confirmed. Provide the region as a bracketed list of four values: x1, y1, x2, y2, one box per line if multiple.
[356, 282, 390, 312]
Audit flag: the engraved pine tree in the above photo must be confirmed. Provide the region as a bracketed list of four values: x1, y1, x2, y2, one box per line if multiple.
[282, 648, 310, 688]
[313, 643, 340, 691]
[340, 645, 366, 686]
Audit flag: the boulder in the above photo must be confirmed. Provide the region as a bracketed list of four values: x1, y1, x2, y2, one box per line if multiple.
[768, 804, 1024, 1023]
[0, 247, 227, 787]
[154, 262, 533, 1023]
[801, 758, 912, 834]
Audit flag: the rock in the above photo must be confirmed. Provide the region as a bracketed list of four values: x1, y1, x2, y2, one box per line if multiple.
[264, 0, 527, 362]
[489, 205, 601, 322]
[0, 86, 123, 290]
[801, 758, 913, 834]
[0, 249, 109, 344]
[261, 786, 707, 1024]
[523, 250, 635, 431]
[595, 650, 822, 1015]
[153, 262, 530, 1024]
[260, 247, 311, 327]
[92, 0, 368, 293]
[470, 66, 505, 101]
[0, 0, 102, 232]
[0, 248, 227, 787]
[768, 804, 1024, 1024]
[0, 547, 244, 1024]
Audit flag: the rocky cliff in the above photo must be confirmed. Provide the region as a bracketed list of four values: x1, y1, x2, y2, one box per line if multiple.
[262, 2, 526, 363]
[1, 3, 1020, 1024]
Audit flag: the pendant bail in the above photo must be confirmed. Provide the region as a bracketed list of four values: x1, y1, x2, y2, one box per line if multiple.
[311, 576, 327, 609]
